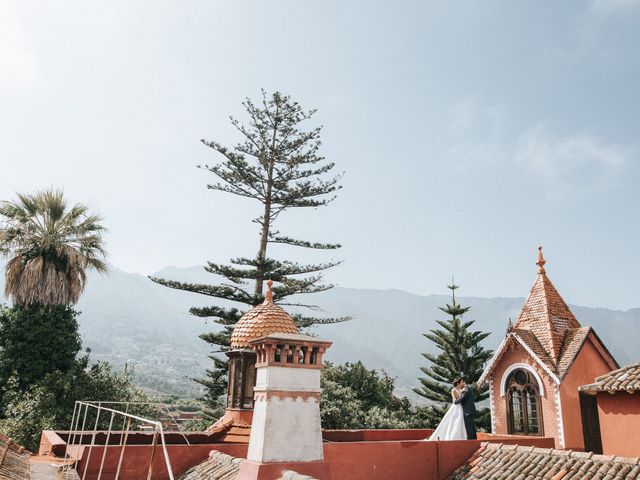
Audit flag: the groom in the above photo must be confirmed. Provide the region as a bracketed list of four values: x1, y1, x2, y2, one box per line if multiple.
[453, 377, 477, 440]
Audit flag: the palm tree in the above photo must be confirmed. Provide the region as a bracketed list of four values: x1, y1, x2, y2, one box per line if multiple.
[0, 189, 107, 306]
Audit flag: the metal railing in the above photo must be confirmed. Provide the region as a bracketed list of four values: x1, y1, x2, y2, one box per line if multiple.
[61, 401, 176, 480]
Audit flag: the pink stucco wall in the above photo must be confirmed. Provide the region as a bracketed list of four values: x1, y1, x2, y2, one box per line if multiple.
[597, 392, 640, 457]
[559, 336, 614, 450]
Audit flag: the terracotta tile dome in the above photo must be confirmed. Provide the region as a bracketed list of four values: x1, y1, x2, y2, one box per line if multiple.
[230, 280, 299, 349]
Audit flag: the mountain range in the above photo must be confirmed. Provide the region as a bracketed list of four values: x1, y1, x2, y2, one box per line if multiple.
[1, 264, 639, 398]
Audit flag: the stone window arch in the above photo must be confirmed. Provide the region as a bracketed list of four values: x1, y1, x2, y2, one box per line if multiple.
[505, 368, 543, 435]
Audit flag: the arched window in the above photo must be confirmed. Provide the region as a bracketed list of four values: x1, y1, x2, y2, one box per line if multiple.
[506, 369, 543, 435]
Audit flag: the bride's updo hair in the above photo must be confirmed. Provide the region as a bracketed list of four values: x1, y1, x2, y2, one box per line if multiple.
[452, 376, 463, 387]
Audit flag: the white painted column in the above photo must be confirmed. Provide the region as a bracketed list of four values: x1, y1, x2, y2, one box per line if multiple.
[246, 333, 331, 465]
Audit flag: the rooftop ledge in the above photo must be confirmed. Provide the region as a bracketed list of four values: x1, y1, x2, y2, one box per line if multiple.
[39, 428, 553, 452]
[36, 429, 556, 480]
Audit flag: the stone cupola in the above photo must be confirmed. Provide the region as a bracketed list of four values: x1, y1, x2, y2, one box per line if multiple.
[226, 280, 300, 411]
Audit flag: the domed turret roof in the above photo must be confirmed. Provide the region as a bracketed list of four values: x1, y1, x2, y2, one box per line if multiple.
[229, 280, 299, 349]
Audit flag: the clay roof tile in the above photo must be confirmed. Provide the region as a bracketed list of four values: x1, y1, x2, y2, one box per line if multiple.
[229, 281, 299, 349]
[0, 433, 31, 480]
[514, 248, 581, 362]
[580, 362, 640, 394]
[447, 443, 640, 480]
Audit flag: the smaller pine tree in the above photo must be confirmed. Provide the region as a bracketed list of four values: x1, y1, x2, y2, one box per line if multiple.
[414, 280, 493, 425]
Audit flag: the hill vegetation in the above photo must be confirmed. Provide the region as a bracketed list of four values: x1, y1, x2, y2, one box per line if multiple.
[2, 263, 636, 400]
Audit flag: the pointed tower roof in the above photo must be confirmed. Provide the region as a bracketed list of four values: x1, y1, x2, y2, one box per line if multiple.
[229, 279, 299, 349]
[514, 246, 581, 361]
[479, 247, 618, 387]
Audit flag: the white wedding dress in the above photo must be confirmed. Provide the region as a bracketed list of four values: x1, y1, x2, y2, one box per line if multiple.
[426, 388, 467, 441]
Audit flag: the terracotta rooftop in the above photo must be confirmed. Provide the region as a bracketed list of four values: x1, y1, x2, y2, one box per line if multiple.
[480, 324, 598, 387]
[448, 442, 640, 480]
[556, 326, 592, 377]
[514, 325, 593, 377]
[479, 249, 619, 386]
[205, 414, 252, 442]
[512, 328, 558, 371]
[229, 280, 299, 349]
[513, 247, 582, 361]
[177, 451, 318, 480]
[248, 332, 332, 345]
[580, 361, 640, 395]
[178, 451, 241, 480]
[0, 433, 31, 480]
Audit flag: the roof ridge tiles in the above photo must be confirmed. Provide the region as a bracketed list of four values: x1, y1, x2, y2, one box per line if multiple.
[512, 248, 583, 364]
[595, 361, 640, 381]
[0, 432, 30, 455]
[448, 443, 640, 480]
[580, 361, 640, 394]
[570, 450, 593, 459]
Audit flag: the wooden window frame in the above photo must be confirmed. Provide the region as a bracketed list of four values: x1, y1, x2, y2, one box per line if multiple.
[506, 369, 544, 436]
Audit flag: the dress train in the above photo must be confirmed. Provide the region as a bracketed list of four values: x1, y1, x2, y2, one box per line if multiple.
[426, 399, 467, 441]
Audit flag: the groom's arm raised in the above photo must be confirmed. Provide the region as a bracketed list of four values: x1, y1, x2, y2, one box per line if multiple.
[453, 388, 470, 404]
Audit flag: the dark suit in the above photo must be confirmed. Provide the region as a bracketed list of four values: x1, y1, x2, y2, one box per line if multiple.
[454, 386, 477, 440]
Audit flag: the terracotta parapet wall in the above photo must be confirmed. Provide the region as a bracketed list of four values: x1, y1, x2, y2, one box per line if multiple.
[77, 443, 248, 480]
[53, 429, 554, 480]
[38, 430, 66, 457]
[477, 433, 555, 445]
[322, 428, 434, 442]
[322, 436, 555, 480]
[324, 440, 438, 479]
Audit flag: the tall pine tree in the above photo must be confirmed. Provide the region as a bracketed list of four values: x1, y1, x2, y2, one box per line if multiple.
[414, 281, 493, 425]
[151, 91, 348, 417]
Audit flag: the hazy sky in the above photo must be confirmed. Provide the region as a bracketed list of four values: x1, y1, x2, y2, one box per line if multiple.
[1, 1, 639, 309]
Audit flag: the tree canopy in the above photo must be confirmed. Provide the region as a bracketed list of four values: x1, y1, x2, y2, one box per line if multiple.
[321, 361, 437, 430]
[414, 281, 493, 426]
[0, 189, 149, 452]
[0, 189, 107, 306]
[150, 91, 348, 415]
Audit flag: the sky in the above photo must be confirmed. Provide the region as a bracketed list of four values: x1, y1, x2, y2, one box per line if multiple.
[1, 1, 639, 310]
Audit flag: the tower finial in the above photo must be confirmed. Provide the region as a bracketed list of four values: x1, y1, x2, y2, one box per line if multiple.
[536, 246, 546, 274]
[450, 276, 456, 303]
[265, 279, 274, 303]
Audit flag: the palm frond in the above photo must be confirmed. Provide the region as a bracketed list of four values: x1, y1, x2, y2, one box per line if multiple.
[0, 189, 108, 306]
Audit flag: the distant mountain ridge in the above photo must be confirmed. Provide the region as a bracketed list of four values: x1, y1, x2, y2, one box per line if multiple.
[1, 264, 638, 398]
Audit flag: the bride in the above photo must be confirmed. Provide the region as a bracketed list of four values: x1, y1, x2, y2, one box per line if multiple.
[426, 378, 467, 441]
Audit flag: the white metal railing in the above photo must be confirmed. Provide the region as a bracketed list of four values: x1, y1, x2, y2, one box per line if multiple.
[61, 401, 177, 480]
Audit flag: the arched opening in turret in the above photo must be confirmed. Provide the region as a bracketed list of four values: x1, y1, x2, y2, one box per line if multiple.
[226, 350, 257, 410]
[298, 347, 307, 364]
[506, 368, 543, 436]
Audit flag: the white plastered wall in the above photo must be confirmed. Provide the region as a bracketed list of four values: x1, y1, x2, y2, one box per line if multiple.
[256, 366, 320, 391]
[247, 366, 324, 463]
